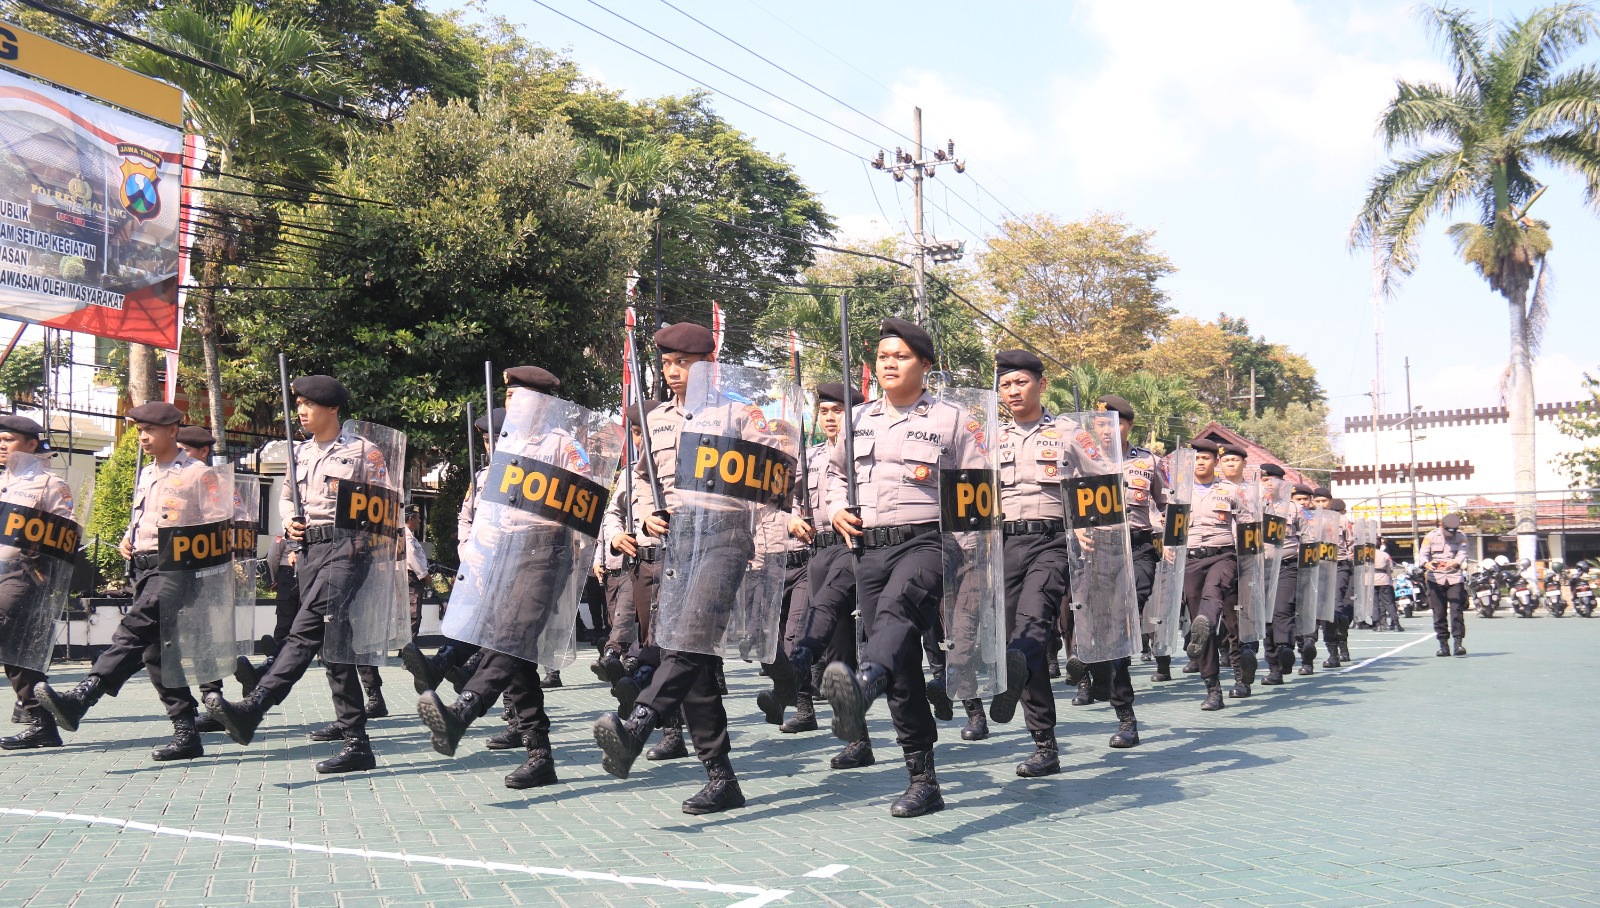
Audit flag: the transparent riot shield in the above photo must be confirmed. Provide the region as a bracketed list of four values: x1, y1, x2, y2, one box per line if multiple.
[157, 463, 238, 686]
[655, 361, 801, 663]
[1233, 475, 1266, 645]
[1144, 447, 1195, 657]
[1061, 411, 1139, 665]
[934, 387, 1005, 700]
[232, 476, 262, 656]
[1316, 510, 1339, 623]
[0, 453, 83, 673]
[443, 389, 622, 669]
[325, 421, 409, 666]
[1354, 518, 1377, 626]
[1294, 508, 1321, 638]
[1260, 478, 1292, 636]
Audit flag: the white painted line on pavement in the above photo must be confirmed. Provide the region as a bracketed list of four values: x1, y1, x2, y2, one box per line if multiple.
[1335, 632, 1437, 673]
[0, 807, 792, 907]
[804, 863, 850, 878]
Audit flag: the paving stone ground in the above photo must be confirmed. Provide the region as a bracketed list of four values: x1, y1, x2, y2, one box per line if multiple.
[2, 614, 1596, 907]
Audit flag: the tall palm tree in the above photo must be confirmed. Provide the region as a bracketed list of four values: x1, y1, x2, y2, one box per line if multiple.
[1352, 3, 1600, 560]
[118, 5, 348, 439]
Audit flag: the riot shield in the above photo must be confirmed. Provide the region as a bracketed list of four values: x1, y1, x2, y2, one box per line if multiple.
[232, 476, 262, 656]
[325, 421, 409, 666]
[654, 362, 800, 662]
[1233, 475, 1266, 645]
[1260, 478, 1292, 629]
[157, 463, 238, 686]
[1060, 411, 1139, 665]
[1144, 447, 1195, 657]
[442, 390, 621, 668]
[937, 387, 1006, 700]
[1316, 510, 1339, 623]
[1294, 507, 1321, 638]
[1353, 518, 1376, 626]
[0, 453, 83, 673]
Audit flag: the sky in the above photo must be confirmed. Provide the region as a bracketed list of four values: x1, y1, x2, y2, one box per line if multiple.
[442, 0, 1600, 454]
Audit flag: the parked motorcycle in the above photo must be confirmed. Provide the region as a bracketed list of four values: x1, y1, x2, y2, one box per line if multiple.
[1469, 559, 1500, 618]
[1572, 560, 1595, 618]
[1544, 561, 1567, 617]
[1394, 563, 1420, 619]
[1510, 557, 1537, 618]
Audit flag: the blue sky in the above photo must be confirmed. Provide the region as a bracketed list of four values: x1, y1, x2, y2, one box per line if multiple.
[444, 0, 1600, 444]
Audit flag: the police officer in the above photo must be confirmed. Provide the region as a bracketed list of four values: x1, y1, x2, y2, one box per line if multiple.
[0, 415, 76, 750]
[787, 382, 875, 767]
[591, 407, 648, 683]
[36, 402, 220, 761]
[818, 318, 989, 818]
[205, 375, 394, 773]
[592, 322, 749, 814]
[1258, 464, 1305, 686]
[1324, 498, 1355, 667]
[1213, 446, 1257, 697]
[1373, 545, 1401, 632]
[1290, 483, 1322, 675]
[1421, 513, 1469, 657]
[404, 506, 429, 637]
[1180, 439, 1242, 712]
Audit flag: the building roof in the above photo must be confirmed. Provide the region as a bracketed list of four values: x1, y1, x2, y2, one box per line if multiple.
[1188, 421, 1316, 487]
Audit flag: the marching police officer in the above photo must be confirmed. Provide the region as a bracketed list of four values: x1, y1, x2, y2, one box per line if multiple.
[818, 318, 989, 818]
[1421, 513, 1469, 657]
[1259, 464, 1305, 686]
[1180, 439, 1242, 711]
[1324, 498, 1355, 667]
[592, 407, 649, 683]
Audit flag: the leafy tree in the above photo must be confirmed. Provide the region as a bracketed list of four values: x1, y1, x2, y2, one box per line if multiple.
[0, 341, 47, 402]
[1042, 362, 1208, 452]
[1234, 402, 1340, 484]
[1352, 2, 1600, 559]
[983, 212, 1175, 373]
[84, 429, 140, 590]
[1141, 315, 1322, 418]
[1556, 372, 1600, 499]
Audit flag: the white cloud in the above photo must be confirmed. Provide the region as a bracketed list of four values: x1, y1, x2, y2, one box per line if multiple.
[1413, 350, 1591, 410]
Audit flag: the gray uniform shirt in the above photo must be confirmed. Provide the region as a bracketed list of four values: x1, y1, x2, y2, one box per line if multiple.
[0, 459, 75, 561]
[824, 390, 988, 526]
[125, 450, 203, 553]
[280, 432, 391, 531]
[1122, 444, 1166, 533]
[998, 413, 1100, 521]
[1373, 549, 1393, 586]
[1421, 527, 1469, 585]
[1186, 479, 1238, 549]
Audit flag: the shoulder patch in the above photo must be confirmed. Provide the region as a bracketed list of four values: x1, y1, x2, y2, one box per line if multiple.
[963, 417, 989, 454]
[1074, 430, 1100, 461]
[746, 405, 771, 434]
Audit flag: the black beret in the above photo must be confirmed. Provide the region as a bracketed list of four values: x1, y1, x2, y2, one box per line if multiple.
[176, 426, 215, 448]
[126, 401, 183, 426]
[504, 365, 561, 392]
[625, 399, 659, 428]
[1095, 394, 1134, 422]
[291, 375, 349, 409]
[878, 317, 936, 363]
[1190, 438, 1220, 455]
[474, 407, 507, 434]
[1292, 483, 1315, 496]
[1330, 498, 1347, 513]
[1441, 513, 1462, 530]
[0, 414, 45, 437]
[815, 382, 865, 407]
[654, 322, 715, 355]
[995, 349, 1044, 377]
[1259, 463, 1285, 478]
[1312, 486, 1332, 498]
[1216, 443, 1247, 461]
[404, 504, 422, 518]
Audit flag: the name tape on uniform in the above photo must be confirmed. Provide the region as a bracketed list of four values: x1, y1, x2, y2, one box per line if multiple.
[939, 468, 998, 531]
[157, 519, 235, 571]
[1263, 514, 1288, 547]
[0, 502, 78, 562]
[1161, 503, 1191, 548]
[1064, 473, 1126, 529]
[334, 481, 404, 539]
[482, 452, 608, 538]
[677, 432, 796, 511]
[1236, 520, 1263, 555]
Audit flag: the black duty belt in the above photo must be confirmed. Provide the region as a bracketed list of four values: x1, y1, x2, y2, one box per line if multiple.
[131, 552, 161, 572]
[1130, 529, 1154, 545]
[637, 546, 663, 564]
[1338, 559, 1354, 567]
[860, 522, 938, 550]
[785, 549, 811, 568]
[812, 529, 842, 550]
[1188, 545, 1232, 561]
[304, 524, 337, 545]
[1003, 519, 1063, 537]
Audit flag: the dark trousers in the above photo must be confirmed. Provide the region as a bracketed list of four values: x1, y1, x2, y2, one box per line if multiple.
[857, 533, 943, 754]
[1002, 532, 1068, 734]
[1182, 551, 1239, 679]
[638, 650, 730, 761]
[1374, 585, 1398, 628]
[1326, 562, 1354, 645]
[780, 560, 810, 658]
[88, 565, 199, 720]
[255, 538, 371, 737]
[408, 579, 426, 637]
[602, 568, 637, 653]
[793, 543, 860, 682]
[463, 650, 547, 734]
[6, 664, 43, 710]
[627, 558, 661, 667]
[272, 564, 300, 644]
[1084, 536, 1155, 711]
[1268, 556, 1300, 650]
[1428, 581, 1466, 641]
[1, 570, 47, 710]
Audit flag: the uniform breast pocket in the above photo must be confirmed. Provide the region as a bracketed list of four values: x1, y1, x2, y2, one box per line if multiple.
[900, 440, 942, 505]
[323, 457, 358, 492]
[851, 436, 874, 485]
[999, 448, 1017, 485]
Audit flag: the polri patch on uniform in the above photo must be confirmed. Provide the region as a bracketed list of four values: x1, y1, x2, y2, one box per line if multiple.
[1040, 448, 1058, 460]
[1043, 463, 1059, 478]
[746, 405, 770, 433]
[912, 464, 932, 482]
[1041, 429, 1060, 439]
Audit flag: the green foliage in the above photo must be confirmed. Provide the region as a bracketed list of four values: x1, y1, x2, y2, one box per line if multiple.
[0, 341, 46, 401]
[1556, 372, 1600, 497]
[1234, 402, 1340, 484]
[84, 429, 140, 591]
[1042, 362, 1209, 452]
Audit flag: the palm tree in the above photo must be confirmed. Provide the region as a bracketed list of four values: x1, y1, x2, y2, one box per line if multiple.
[1122, 371, 1209, 452]
[118, 5, 348, 439]
[1352, 2, 1600, 560]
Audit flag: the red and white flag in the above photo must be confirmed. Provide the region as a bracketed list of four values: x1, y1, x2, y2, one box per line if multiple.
[711, 300, 724, 356]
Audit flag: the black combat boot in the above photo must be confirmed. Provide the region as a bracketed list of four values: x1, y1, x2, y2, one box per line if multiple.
[890, 750, 945, 818]
[592, 703, 660, 779]
[1109, 706, 1140, 748]
[1275, 644, 1295, 677]
[1151, 655, 1173, 683]
[1229, 679, 1251, 698]
[923, 672, 954, 722]
[1063, 653, 1087, 684]
[1338, 642, 1352, 663]
[316, 732, 376, 773]
[151, 715, 204, 761]
[1436, 638, 1450, 657]
[485, 724, 524, 749]
[504, 730, 557, 789]
[1453, 641, 1467, 657]
[1261, 664, 1285, 686]
[1298, 640, 1317, 675]
[611, 664, 651, 715]
[1016, 729, 1060, 776]
[1185, 614, 1212, 660]
[1070, 676, 1093, 706]
[1238, 647, 1257, 686]
[1200, 676, 1225, 711]
[401, 642, 446, 695]
[364, 687, 388, 719]
[193, 713, 224, 734]
[988, 649, 1027, 724]
[10, 699, 22, 724]
[308, 722, 345, 742]
[960, 699, 989, 741]
[446, 651, 483, 693]
[682, 756, 745, 815]
[233, 655, 261, 698]
[646, 719, 689, 761]
[780, 693, 818, 734]
[1, 707, 61, 750]
[417, 690, 481, 757]
[1323, 634, 1342, 668]
[820, 661, 888, 742]
[541, 669, 563, 689]
[591, 647, 626, 684]
[755, 689, 786, 726]
[34, 676, 103, 733]
[830, 737, 874, 769]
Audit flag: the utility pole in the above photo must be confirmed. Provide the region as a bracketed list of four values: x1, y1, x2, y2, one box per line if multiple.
[1231, 367, 1259, 419]
[1405, 356, 1421, 557]
[870, 107, 966, 326]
